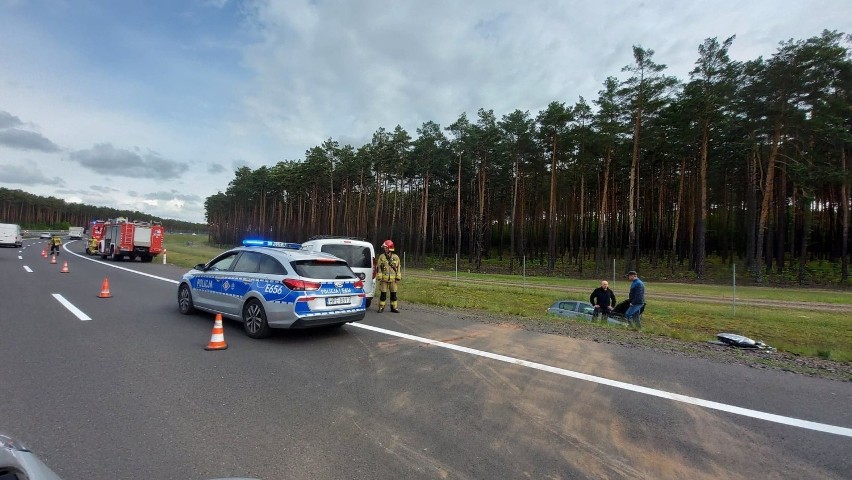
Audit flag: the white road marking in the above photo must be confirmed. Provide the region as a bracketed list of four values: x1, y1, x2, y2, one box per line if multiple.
[352, 323, 852, 438]
[62, 242, 178, 284]
[57, 239, 851, 438]
[52, 293, 92, 321]
[18, 255, 23, 260]
[23, 266, 33, 273]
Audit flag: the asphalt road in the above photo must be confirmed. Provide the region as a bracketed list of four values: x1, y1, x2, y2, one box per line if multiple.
[1, 240, 850, 480]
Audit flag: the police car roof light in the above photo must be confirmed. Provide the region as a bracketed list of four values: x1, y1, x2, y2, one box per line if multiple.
[242, 239, 302, 249]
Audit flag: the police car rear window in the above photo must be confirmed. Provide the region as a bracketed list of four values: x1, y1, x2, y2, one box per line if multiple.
[320, 244, 372, 268]
[291, 260, 356, 279]
[258, 255, 286, 275]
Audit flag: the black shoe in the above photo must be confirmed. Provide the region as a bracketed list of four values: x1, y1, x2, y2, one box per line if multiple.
[377, 306, 385, 313]
[390, 308, 400, 313]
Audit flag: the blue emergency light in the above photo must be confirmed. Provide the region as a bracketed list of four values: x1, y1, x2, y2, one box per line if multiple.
[242, 239, 302, 250]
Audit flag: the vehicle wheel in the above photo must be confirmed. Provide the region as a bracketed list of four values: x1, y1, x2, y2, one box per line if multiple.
[178, 284, 196, 314]
[242, 299, 271, 339]
[365, 298, 372, 308]
[141, 255, 153, 263]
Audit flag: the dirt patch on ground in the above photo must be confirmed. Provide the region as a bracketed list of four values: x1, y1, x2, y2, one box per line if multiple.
[405, 304, 852, 383]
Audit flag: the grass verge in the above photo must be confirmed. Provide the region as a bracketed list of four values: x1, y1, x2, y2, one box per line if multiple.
[160, 234, 852, 362]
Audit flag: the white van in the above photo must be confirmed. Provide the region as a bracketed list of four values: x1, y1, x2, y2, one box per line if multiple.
[0, 223, 23, 248]
[300, 237, 376, 307]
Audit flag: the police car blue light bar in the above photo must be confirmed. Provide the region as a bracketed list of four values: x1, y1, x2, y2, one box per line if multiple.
[242, 239, 302, 249]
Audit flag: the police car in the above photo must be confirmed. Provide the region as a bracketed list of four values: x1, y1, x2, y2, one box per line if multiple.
[177, 240, 366, 338]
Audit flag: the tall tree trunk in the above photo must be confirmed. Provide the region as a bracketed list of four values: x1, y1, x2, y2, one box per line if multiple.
[797, 189, 811, 284]
[578, 176, 585, 273]
[509, 156, 519, 273]
[627, 108, 641, 272]
[669, 156, 687, 272]
[456, 152, 462, 261]
[755, 120, 783, 283]
[746, 147, 758, 269]
[330, 169, 336, 235]
[842, 148, 849, 282]
[419, 171, 430, 261]
[372, 166, 383, 243]
[696, 120, 709, 279]
[547, 135, 557, 275]
[595, 148, 611, 274]
[775, 164, 787, 273]
[475, 152, 487, 272]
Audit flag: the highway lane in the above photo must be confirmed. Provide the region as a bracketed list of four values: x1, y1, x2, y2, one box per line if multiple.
[0, 240, 850, 479]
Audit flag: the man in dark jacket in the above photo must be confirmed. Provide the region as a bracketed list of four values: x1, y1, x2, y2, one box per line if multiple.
[626, 271, 646, 328]
[589, 280, 616, 320]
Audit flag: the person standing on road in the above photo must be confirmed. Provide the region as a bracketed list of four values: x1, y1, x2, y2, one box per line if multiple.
[625, 270, 645, 328]
[589, 280, 616, 320]
[376, 239, 402, 313]
[49, 234, 62, 256]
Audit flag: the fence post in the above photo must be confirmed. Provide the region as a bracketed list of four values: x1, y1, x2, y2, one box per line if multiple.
[732, 264, 737, 316]
[455, 253, 459, 286]
[612, 258, 616, 286]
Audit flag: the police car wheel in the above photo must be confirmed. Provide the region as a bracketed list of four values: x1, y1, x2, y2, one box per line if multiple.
[178, 284, 196, 315]
[365, 298, 372, 308]
[243, 299, 271, 339]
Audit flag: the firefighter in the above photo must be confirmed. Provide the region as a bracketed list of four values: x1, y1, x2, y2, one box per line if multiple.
[376, 239, 402, 313]
[49, 234, 62, 256]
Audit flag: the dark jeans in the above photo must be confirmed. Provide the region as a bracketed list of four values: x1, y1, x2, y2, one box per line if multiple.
[626, 303, 644, 327]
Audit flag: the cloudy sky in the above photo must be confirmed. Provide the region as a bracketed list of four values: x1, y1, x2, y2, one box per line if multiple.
[0, 0, 849, 223]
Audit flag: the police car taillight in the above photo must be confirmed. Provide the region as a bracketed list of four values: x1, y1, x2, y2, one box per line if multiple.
[283, 278, 321, 291]
[354, 279, 364, 289]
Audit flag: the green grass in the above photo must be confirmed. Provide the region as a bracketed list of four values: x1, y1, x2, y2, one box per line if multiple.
[403, 276, 852, 361]
[159, 235, 852, 362]
[409, 268, 852, 305]
[162, 233, 230, 267]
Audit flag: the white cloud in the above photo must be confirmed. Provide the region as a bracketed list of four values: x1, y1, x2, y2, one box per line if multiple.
[68, 143, 189, 180]
[0, 162, 65, 186]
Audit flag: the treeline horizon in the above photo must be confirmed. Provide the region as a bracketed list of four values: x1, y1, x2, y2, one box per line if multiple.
[3, 32, 848, 285]
[207, 31, 851, 284]
[0, 188, 207, 234]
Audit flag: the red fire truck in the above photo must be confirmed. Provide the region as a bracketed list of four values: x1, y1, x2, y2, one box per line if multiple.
[86, 218, 164, 262]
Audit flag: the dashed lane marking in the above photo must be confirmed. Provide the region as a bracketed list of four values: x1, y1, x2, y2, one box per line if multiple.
[52, 293, 92, 321]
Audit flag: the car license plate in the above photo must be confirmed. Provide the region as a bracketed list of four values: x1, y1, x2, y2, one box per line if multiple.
[326, 296, 351, 306]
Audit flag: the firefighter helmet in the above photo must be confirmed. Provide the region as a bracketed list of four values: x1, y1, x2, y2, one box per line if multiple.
[382, 239, 395, 251]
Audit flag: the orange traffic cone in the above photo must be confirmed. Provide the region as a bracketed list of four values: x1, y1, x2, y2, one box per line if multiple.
[205, 314, 228, 351]
[50, 254, 57, 264]
[98, 277, 112, 298]
[60, 261, 69, 273]
[41, 249, 47, 258]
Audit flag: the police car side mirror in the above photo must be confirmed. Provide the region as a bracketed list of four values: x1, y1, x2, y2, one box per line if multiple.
[194, 263, 207, 271]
